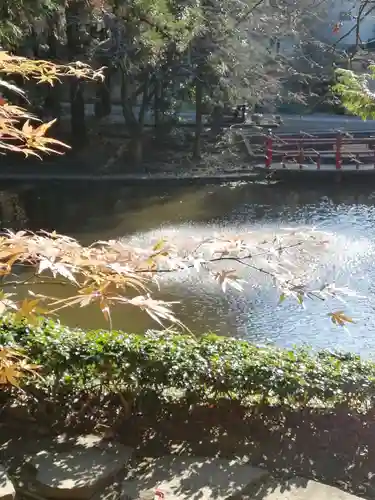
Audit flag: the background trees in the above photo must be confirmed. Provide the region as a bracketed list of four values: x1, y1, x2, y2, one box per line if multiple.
[0, 0, 372, 163]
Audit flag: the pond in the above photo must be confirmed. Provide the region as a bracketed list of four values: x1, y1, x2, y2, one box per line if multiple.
[1, 179, 375, 356]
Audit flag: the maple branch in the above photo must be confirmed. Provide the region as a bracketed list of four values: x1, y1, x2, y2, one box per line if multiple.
[136, 240, 307, 276]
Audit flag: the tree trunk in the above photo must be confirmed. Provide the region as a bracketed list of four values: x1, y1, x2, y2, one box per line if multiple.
[70, 80, 86, 148]
[138, 74, 150, 129]
[193, 75, 203, 159]
[95, 70, 111, 118]
[154, 78, 161, 129]
[130, 131, 143, 164]
[211, 105, 223, 137]
[121, 70, 151, 165]
[120, 68, 140, 164]
[66, 1, 86, 148]
[45, 84, 61, 123]
[45, 17, 61, 123]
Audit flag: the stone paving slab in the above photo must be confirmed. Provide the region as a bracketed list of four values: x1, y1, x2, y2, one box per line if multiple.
[245, 476, 364, 500]
[30, 434, 133, 499]
[121, 456, 268, 500]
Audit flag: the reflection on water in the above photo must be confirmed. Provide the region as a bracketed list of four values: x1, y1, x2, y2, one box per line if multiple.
[2, 180, 375, 356]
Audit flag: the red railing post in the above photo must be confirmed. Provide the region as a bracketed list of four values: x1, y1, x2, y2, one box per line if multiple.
[265, 130, 273, 169]
[335, 132, 342, 170]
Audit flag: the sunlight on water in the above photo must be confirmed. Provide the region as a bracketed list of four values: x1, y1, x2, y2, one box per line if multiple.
[122, 220, 375, 357]
[123, 222, 374, 287]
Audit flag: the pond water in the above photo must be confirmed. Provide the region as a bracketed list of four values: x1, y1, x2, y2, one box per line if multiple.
[2, 180, 375, 356]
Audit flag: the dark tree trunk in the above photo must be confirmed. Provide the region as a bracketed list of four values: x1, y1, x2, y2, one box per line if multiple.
[66, 2, 86, 148]
[130, 75, 150, 164]
[95, 70, 112, 119]
[69, 80, 86, 148]
[154, 78, 161, 129]
[130, 128, 144, 164]
[120, 68, 152, 165]
[211, 105, 223, 137]
[45, 17, 61, 123]
[193, 75, 203, 159]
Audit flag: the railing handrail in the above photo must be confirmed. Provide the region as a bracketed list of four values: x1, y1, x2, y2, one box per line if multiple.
[270, 137, 375, 145]
[263, 132, 375, 170]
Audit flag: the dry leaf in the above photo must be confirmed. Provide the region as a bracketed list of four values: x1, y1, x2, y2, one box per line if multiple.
[328, 311, 355, 327]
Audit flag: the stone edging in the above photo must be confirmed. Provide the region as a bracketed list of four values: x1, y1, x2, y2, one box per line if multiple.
[0, 172, 259, 184]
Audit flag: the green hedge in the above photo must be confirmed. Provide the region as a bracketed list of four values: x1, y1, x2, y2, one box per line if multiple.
[1, 317, 375, 409]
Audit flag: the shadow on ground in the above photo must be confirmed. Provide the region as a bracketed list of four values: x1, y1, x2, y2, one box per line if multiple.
[116, 402, 375, 499]
[0, 403, 368, 498]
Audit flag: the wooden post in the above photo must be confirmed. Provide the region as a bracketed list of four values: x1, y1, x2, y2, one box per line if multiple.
[265, 130, 272, 168]
[335, 133, 342, 170]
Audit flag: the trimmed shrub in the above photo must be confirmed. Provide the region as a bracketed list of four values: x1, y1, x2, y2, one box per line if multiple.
[1, 317, 375, 410]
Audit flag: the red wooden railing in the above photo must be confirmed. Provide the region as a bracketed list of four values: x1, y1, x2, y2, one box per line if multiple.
[263, 131, 375, 170]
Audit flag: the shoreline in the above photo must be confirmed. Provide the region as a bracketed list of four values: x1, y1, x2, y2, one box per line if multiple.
[0, 171, 259, 183]
[0, 171, 373, 185]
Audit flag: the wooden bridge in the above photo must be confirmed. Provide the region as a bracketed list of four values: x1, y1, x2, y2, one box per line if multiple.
[241, 130, 375, 177]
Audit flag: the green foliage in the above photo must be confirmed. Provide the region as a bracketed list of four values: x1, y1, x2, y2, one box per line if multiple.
[1, 316, 375, 412]
[333, 67, 375, 119]
[101, 0, 202, 66]
[0, 0, 59, 47]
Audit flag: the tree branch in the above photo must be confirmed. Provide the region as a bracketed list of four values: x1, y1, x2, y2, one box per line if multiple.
[332, 1, 375, 51]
